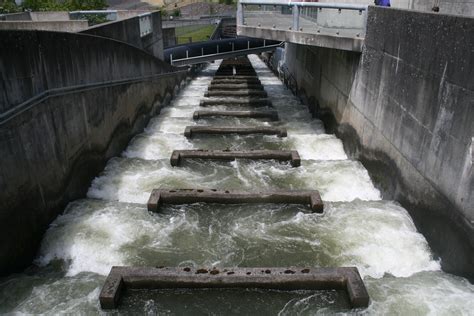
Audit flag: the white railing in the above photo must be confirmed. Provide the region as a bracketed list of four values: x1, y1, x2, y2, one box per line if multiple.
[237, 0, 368, 38]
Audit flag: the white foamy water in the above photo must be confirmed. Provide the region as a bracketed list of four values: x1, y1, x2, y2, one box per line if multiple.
[2, 58, 473, 315]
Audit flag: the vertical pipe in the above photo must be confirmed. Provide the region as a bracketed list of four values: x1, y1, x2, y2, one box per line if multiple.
[292, 4, 299, 31]
[170, 54, 173, 65]
[263, 39, 266, 47]
[201, 47, 204, 56]
[186, 50, 189, 58]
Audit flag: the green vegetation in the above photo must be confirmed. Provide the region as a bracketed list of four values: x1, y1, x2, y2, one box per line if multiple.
[175, 24, 216, 44]
[0, 0, 107, 13]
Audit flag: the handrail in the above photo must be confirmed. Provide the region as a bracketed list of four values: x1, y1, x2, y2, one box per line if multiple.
[238, 0, 368, 11]
[0, 70, 187, 126]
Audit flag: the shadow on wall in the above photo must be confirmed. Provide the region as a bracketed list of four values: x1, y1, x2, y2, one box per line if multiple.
[0, 29, 188, 276]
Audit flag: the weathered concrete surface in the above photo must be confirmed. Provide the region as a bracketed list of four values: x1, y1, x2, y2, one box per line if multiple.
[200, 98, 271, 107]
[100, 266, 368, 309]
[0, 20, 88, 32]
[184, 126, 287, 138]
[170, 150, 301, 167]
[147, 189, 323, 213]
[193, 110, 279, 120]
[214, 75, 259, 80]
[204, 90, 267, 97]
[0, 30, 186, 276]
[279, 7, 474, 279]
[211, 79, 261, 85]
[208, 84, 264, 90]
[0, 30, 173, 114]
[237, 25, 364, 52]
[82, 11, 164, 60]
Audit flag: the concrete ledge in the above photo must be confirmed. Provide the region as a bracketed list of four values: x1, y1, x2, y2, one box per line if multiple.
[237, 25, 364, 52]
[184, 126, 287, 138]
[204, 90, 268, 97]
[211, 78, 261, 84]
[193, 110, 279, 121]
[214, 75, 259, 80]
[147, 188, 324, 213]
[200, 98, 271, 107]
[208, 84, 264, 90]
[99, 266, 369, 309]
[170, 149, 301, 167]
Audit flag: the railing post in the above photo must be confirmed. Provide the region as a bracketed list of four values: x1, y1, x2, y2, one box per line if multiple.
[170, 54, 173, 65]
[217, 45, 219, 53]
[237, 1, 243, 26]
[292, 4, 299, 31]
[186, 50, 189, 58]
[247, 40, 250, 49]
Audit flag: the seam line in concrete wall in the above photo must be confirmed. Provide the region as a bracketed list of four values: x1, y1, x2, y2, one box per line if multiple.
[0, 70, 187, 126]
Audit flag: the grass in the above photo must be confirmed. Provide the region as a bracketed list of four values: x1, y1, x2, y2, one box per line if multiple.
[175, 24, 217, 44]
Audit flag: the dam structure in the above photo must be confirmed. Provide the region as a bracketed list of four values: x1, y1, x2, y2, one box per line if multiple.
[0, 2, 473, 314]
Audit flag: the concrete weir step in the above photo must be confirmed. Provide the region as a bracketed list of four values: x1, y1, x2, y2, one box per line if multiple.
[99, 266, 369, 309]
[193, 110, 279, 121]
[184, 126, 287, 138]
[200, 98, 271, 107]
[208, 84, 264, 91]
[212, 77, 260, 82]
[170, 150, 301, 167]
[204, 90, 267, 97]
[147, 189, 324, 213]
[213, 75, 259, 80]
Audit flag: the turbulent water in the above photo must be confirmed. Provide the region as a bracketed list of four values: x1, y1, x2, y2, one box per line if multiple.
[1, 56, 473, 315]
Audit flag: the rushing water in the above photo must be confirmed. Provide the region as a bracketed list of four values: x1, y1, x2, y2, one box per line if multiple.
[1, 56, 473, 315]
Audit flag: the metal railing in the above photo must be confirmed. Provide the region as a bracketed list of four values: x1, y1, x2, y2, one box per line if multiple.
[167, 39, 282, 66]
[237, 0, 368, 38]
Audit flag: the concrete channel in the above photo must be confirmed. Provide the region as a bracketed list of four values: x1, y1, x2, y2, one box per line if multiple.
[98, 56, 369, 310]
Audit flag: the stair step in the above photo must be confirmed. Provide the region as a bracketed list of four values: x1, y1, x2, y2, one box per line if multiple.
[99, 266, 369, 309]
[170, 149, 301, 167]
[184, 126, 286, 138]
[193, 110, 279, 121]
[147, 188, 323, 213]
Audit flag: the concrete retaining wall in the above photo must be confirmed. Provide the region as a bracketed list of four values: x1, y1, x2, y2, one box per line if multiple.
[317, 0, 474, 16]
[0, 30, 187, 275]
[0, 20, 88, 32]
[0, 30, 172, 114]
[82, 11, 164, 60]
[281, 6, 474, 279]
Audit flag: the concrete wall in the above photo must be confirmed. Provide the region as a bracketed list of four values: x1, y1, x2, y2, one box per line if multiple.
[0, 20, 88, 32]
[0, 30, 187, 275]
[163, 27, 177, 47]
[0, 30, 172, 114]
[82, 11, 164, 60]
[280, 6, 474, 280]
[318, 0, 474, 16]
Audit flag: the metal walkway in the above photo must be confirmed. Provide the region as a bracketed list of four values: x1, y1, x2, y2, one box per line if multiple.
[164, 38, 281, 66]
